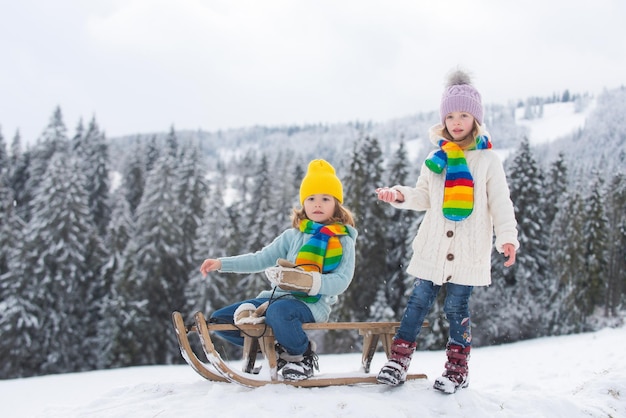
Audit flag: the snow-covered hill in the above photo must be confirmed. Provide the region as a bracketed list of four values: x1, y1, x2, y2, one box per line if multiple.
[2, 323, 624, 417]
[516, 99, 597, 146]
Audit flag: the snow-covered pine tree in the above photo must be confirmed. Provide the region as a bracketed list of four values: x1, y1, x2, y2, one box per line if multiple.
[99, 238, 150, 368]
[605, 172, 626, 317]
[477, 137, 550, 343]
[0, 134, 28, 380]
[237, 154, 278, 297]
[7, 131, 31, 221]
[270, 150, 302, 237]
[96, 189, 137, 369]
[145, 135, 160, 173]
[121, 141, 146, 216]
[126, 152, 189, 364]
[0, 185, 30, 378]
[183, 176, 247, 358]
[544, 152, 568, 226]
[382, 138, 418, 317]
[0, 128, 8, 171]
[582, 172, 610, 317]
[547, 190, 588, 334]
[368, 286, 396, 322]
[76, 116, 112, 236]
[340, 135, 387, 322]
[20, 106, 69, 222]
[175, 145, 208, 281]
[165, 125, 178, 157]
[17, 152, 107, 374]
[225, 150, 258, 256]
[185, 178, 234, 316]
[0, 136, 21, 286]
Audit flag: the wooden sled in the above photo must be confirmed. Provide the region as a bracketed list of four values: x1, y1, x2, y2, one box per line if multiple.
[172, 311, 428, 387]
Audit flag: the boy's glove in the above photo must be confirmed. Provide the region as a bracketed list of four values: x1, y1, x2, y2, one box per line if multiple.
[233, 302, 269, 325]
[264, 259, 322, 296]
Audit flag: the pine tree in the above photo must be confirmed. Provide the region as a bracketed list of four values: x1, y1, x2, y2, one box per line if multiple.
[15, 152, 107, 374]
[8, 131, 31, 221]
[475, 138, 550, 343]
[121, 141, 146, 216]
[21, 106, 69, 222]
[117, 153, 188, 364]
[605, 172, 626, 317]
[341, 135, 387, 322]
[582, 172, 609, 316]
[0, 207, 33, 378]
[176, 145, 208, 278]
[75, 117, 112, 236]
[145, 135, 160, 173]
[0, 128, 8, 171]
[547, 191, 588, 334]
[383, 138, 418, 317]
[544, 152, 568, 225]
[185, 180, 236, 315]
[99, 230, 150, 368]
[237, 154, 277, 297]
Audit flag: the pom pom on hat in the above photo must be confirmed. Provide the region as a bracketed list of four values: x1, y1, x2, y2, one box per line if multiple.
[299, 159, 343, 204]
[440, 69, 483, 125]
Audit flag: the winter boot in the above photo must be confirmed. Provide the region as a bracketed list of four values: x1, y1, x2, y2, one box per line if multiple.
[376, 338, 417, 386]
[281, 341, 319, 381]
[275, 343, 288, 371]
[433, 343, 471, 394]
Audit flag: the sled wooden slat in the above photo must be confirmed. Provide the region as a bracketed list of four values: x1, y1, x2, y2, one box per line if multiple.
[203, 320, 428, 376]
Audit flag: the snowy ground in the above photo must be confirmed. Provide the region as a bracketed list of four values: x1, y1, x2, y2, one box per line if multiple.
[1, 323, 624, 418]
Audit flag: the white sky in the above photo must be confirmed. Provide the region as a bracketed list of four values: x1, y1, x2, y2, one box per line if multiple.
[1, 0, 625, 144]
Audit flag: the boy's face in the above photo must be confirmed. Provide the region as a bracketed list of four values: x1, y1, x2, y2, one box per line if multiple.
[303, 194, 336, 223]
[444, 111, 475, 144]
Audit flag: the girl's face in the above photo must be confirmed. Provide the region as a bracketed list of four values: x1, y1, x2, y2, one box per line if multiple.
[444, 111, 475, 146]
[303, 194, 336, 223]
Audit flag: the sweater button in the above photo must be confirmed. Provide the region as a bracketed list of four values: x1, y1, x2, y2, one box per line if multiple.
[446, 230, 454, 237]
[446, 276, 452, 282]
[446, 253, 454, 261]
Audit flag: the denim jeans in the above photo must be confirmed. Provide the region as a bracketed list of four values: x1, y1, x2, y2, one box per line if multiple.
[210, 297, 315, 355]
[396, 278, 473, 347]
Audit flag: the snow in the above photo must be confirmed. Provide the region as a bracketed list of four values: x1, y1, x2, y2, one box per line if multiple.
[515, 100, 597, 146]
[2, 324, 624, 418]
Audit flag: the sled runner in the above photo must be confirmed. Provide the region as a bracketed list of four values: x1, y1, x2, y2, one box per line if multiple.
[172, 311, 428, 387]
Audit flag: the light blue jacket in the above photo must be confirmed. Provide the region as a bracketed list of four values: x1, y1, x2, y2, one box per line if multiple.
[218, 225, 358, 322]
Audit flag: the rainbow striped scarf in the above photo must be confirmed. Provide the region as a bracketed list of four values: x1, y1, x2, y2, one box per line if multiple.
[296, 220, 348, 273]
[425, 135, 492, 221]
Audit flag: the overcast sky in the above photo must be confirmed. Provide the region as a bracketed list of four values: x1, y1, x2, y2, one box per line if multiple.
[1, 0, 625, 144]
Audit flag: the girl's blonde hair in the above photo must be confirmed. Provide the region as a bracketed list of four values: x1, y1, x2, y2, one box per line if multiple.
[291, 198, 356, 228]
[438, 119, 481, 142]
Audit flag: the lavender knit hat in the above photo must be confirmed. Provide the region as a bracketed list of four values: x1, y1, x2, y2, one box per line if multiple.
[440, 70, 483, 125]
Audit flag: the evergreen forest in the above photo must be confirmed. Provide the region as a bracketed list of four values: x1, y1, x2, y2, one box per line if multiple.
[0, 87, 625, 379]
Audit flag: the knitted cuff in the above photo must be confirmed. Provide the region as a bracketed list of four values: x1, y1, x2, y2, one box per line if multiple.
[308, 272, 322, 296]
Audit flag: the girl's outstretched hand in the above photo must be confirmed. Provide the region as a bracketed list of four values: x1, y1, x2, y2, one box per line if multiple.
[502, 244, 516, 267]
[200, 259, 222, 277]
[376, 187, 403, 203]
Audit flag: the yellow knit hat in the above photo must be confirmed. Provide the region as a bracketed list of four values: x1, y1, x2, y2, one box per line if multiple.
[299, 159, 343, 204]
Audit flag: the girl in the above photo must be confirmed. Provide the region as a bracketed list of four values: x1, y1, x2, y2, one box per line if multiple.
[375, 70, 519, 393]
[200, 159, 357, 381]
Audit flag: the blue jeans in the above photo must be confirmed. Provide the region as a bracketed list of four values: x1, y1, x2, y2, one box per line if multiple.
[210, 297, 315, 355]
[396, 278, 473, 347]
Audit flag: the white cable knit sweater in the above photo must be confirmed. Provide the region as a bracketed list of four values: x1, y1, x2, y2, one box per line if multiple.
[391, 125, 519, 287]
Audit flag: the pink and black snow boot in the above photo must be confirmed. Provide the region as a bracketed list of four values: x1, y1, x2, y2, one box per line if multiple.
[376, 337, 417, 386]
[433, 343, 471, 394]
